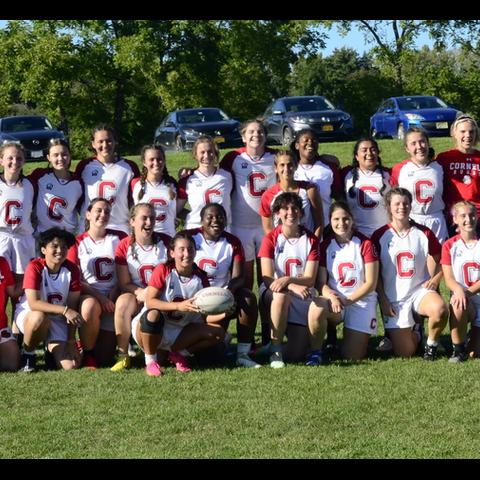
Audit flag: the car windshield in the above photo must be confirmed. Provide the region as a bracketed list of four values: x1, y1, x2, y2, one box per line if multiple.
[397, 97, 448, 110]
[177, 109, 229, 124]
[284, 97, 335, 112]
[1, 117, 53, 133]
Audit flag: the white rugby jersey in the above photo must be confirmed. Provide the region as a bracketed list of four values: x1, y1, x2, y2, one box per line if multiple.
[319, 232, 378, 300]
[130, 177, 177, 237]
[441, 234, 480, 291]
[67, 229, 126, 295]
[178, 168, 233, 230]
[390, 159, 445, 215]
[220, 147, 276, 228]
[148, 262, 209, 327]
[342, 166, 391, 237]
[294, 159, 342, 226]
[185, 228, 244, 288]
[259, 182, 315, 233]
[29, 168, 83, 234]
[257, 224, 319, 278]
[115, 233, 171, 288]
[0, 176, 34, 236]
[17, 258, 81, 313]
[371, 222, 441, 303]
[76, 157, 140, 233]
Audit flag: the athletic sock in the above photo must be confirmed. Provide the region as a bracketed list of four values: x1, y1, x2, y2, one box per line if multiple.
[426, 338, 438, 347]
[145, 353, 157, 365]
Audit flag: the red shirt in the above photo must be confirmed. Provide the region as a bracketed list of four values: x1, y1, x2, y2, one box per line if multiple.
[0, 256, 15, 329]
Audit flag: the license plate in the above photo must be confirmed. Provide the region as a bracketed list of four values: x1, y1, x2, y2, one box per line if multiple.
[214, 136, 225, 144]
[436, 122, 448, 129]
[322, 125, 334, 131]
[31, 150, 43, 158]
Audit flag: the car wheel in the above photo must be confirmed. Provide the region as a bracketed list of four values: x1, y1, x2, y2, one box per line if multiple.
[282, 127, 293, 147]
[397, 123, 405, 140]
[175, 135, 184, 152]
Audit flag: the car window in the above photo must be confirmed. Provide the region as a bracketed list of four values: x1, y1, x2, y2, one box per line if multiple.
[397, 97, 448, 110]
[177, 109, 228, 124]
[284, 97, 334, 113]
[272, 101, 284, 113]
[1, 117, 52, 133]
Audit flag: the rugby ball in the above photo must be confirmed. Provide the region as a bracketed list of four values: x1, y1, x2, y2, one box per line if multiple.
[194, 287, 235, 315]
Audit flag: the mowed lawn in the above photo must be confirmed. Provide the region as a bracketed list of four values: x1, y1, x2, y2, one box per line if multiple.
[4, 136, 479, 459]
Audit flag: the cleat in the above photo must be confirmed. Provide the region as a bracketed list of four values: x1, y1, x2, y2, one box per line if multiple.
[168, 351, 192, 373]
[305, 350, 325, 366]
[44, 348, 58, 370]
[236, 354, 261, 368]
[110, 355, 131, 372]
[145, 361, 162, 377]
[269, 351, 285, 369]
[82, 352, 98, 370]
[19, 352, 36, 373]
[323, 343, 340, 361]
[376, 337, 393, 352]
[423, 344, 438, 361]
[449, 350, 468, 364]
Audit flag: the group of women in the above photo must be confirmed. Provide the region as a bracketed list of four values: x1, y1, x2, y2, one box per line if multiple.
[0, 113, 479, 374]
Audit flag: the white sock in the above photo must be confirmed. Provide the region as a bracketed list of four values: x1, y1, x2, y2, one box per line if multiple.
[427, 338, 438, 347]
[145, 353, 157, 365]
[237, 343, 251, 356]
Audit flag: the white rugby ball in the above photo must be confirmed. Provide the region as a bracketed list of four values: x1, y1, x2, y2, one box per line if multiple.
[194, 287, 235, 315]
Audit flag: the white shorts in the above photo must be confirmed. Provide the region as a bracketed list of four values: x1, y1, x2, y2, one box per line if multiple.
[409, 212, 448, 243]
[0, 234, 36, 274]
[132, 308, 184, 352]
[0, 327, 15, 345]
[383, 287, 431, 330]
[230, 224, 264, 262]
[14, 306, 68, 343]
[342, 295, 378, 335]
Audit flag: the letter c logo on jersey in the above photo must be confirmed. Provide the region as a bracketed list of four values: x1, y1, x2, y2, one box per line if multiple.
[358, 186, 379, 209]
[94, 257, 114, 281]
[248, 172, 267, 197]
[5, 200, 22, 225]
[396, 251, 415, 278]
[149, 198, 167, 223]
[98, 181, 117, 204]
[414, 180, 434, 205]
[338, 262, 357, 287]
[48, 197, 67, 221]
[462, 261, 480, 287]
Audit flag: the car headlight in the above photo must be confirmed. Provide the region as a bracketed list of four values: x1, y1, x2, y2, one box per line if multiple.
[183, 128, 200, 136]
[405, 113, 425, 121]
[290, 116, 312, 124]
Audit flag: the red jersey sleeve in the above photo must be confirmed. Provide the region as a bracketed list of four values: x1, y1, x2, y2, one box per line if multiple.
[360, 237, 379, 263]
[257, 230, 276, 259]
[0, 256, 14, 288]
[23, 259, 45, 290]
[440, 236, 458, 266]
[63, 260, 82, 292]
[115, 236, 130, 266]
[148, 263, 170, 290]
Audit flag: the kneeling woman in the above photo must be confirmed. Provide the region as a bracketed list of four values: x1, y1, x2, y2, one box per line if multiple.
[258, 192, 327, 368]
[317, 202, 379, 360]
[183, 203, 259, 368]
[132, 233, 225, 377]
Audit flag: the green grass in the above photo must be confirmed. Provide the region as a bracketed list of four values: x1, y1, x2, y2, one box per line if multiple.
[3, 137, 474, 460]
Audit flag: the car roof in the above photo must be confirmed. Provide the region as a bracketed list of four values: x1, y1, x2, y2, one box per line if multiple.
[174, 108, 221, 114]
[391, 95, 439, 100]
[277, 96, 326, 101]
[1, 115, 47, 121]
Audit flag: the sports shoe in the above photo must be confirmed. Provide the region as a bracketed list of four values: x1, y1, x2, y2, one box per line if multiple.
[376, 337, 393, 352]
[168, 351, 192, 373]
[323, 343, 340, 361]
[110, 355, 131, 372]
[19, 352, 36, 373]
[82, 352, 98, 370]
[448, 349, 468, 364]
[128, 343, 138, 358]
[423, 344, 438, 361]
[305, 350, 324, 366]
[236, 354, 261, 368]
[253, 342, 271, 357]
[269, 351, 285, 369]
[145, 360, 162, 377]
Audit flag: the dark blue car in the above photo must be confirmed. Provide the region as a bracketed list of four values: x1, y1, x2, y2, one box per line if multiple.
[154, 108, 243, 151]
[369, 96, 461, 140]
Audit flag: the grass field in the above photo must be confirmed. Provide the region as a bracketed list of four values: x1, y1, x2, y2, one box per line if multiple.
[4, 136, 478, 460]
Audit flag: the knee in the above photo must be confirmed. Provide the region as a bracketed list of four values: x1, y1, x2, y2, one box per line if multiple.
[140, 309, 164, 334]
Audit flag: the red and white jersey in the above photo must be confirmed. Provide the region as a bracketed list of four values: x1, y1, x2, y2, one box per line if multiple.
[258, 225, 320, 278]
[178, 168, 233, 229]
[342, 166, 391, 238]
[436, 148, 480, 216]
[391, 159, 445, 215]
[259, 182, 315, 233]
[76, 157, 140, 233]
[294, 159, 342, 226]
[148, 262, 209, 327]
[319, 232, 378, 300]
[17, 258, 81, 313]
[0, 256, 14, 329]
[441, 235, 480, 292]
[67, 229, 126, 295]
[29, 168, 83, 234]
[114, 233, 171, 288]
[371, 222, 441, 303]
[130, 177, 178, 237]
[220, 147, 276, 228]
[185, 228, 244, 288]
[0, 176, 34, 236]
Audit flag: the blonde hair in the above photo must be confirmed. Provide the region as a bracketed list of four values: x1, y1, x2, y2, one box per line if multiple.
[192, 136, 219, 164]
[452, 200, 477, 216]
[451, 114, 479, 146]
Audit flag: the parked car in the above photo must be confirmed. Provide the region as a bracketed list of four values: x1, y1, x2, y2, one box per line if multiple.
[154, 108, 243, 151]
[262, 95, 354, 145]
[0, 115, 65, 161]
[369, 95, 461, 140]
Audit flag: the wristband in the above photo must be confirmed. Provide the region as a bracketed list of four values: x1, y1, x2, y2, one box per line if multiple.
[63, 305, 69, 316]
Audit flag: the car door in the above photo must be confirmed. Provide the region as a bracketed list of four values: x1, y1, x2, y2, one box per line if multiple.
[268, 100, 286, 143]
[382, 100, 398, 137]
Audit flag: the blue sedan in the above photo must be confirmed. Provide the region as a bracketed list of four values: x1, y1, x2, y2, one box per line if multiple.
[369, 96, 461, 140]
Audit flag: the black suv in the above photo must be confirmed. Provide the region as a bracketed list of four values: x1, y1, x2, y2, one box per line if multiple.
[262, 96, 354, 145]
[0, 115, 65, 161]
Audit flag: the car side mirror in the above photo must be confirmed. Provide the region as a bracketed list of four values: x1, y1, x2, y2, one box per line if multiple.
[384, 108, 395, 114]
